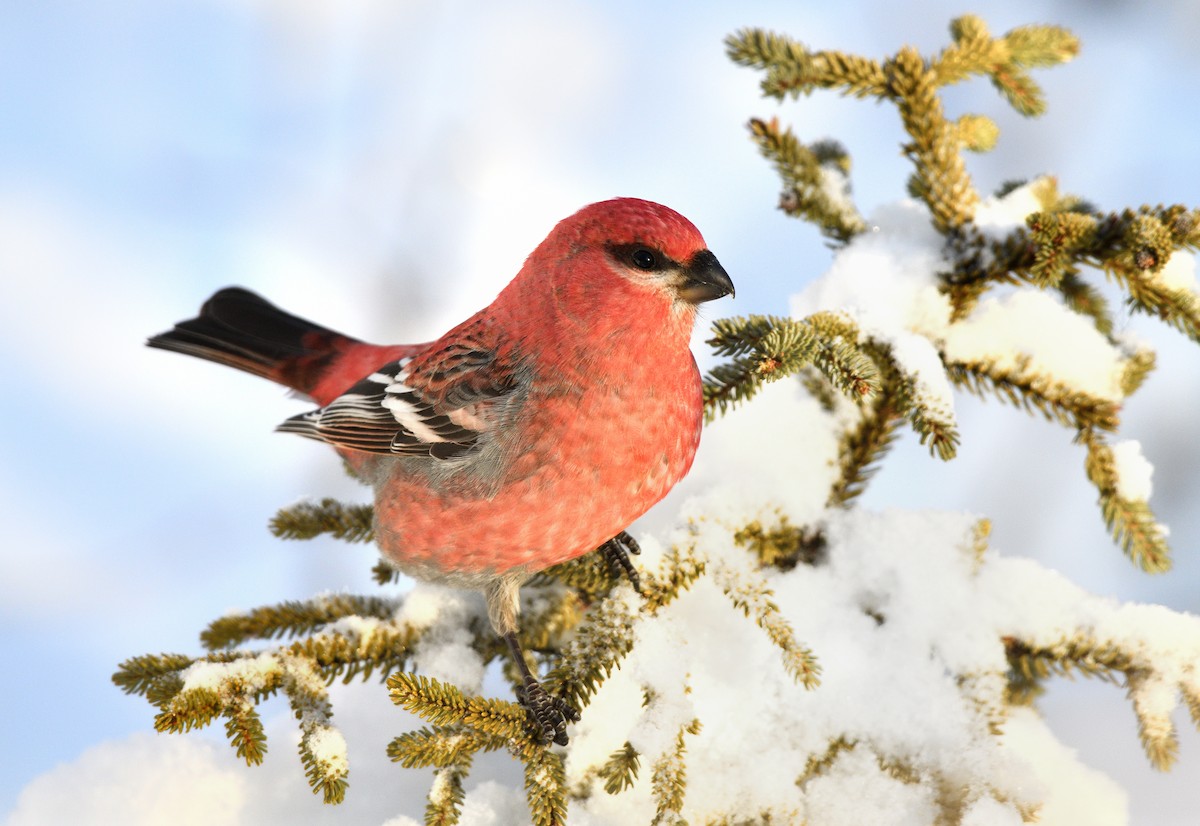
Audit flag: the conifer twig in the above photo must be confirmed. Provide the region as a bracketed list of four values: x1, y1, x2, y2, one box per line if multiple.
[201, 594, 398, 650]
[1082, 432, 1171, 573]
[387, 673, 529, 741]
[598, 742, 641, 795]
[711, 560, 821, 689]
[270, 498, 375, 543]
[703, 313, 878, 421]
[650, 719, 702, 825]
[748, 117, 866, 242]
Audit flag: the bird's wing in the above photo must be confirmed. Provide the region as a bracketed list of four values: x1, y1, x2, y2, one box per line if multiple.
[276, 335, 521, 460]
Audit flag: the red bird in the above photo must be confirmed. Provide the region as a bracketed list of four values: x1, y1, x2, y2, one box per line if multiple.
[149, 197, 734, 744]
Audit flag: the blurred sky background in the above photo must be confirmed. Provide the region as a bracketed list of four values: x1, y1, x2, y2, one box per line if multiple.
[2, 0, 1199, 822]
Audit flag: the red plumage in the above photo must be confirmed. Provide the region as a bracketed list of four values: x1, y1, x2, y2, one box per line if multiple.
[148, 197, 734, 743]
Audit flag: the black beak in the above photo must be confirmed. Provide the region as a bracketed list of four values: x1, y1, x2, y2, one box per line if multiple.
[678, 249, 735, 304]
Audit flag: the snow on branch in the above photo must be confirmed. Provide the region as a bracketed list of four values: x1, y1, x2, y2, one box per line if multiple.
[720, 14, 1198, 569]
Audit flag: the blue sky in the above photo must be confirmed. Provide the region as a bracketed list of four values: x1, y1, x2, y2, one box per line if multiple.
[2, 1, 1199, 822]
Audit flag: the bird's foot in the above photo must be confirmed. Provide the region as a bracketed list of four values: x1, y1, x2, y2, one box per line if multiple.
[516, 676, 580, 746]
[599, 530, 642, 593]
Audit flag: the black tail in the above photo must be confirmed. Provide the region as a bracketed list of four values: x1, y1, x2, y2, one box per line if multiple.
[147, 287, 358, 391]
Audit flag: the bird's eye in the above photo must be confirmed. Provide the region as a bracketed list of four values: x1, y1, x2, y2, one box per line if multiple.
[630, 247, 659, 270]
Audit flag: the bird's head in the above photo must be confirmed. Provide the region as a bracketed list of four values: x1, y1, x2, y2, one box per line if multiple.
[534, 198, 735, 312]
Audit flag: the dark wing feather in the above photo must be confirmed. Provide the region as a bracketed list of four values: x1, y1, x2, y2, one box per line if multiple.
[276, 341, 518, 460]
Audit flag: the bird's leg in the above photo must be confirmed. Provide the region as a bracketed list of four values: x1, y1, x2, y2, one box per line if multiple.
[504, 632, 579, 746]
[598, 530, 642, 593]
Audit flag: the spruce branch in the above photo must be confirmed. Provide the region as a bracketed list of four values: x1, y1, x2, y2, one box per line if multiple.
[1058, 272, 1115, 336]
[804, 311, 884, 400]
[1004, 22, 1082, 67]
[113, 652, 194, 702]
[988, 63, 1045, 117]
[284, 654, 350, 803]
[1106, 236, 1200, 343]
[732, 514, 825, 569]
[297, 723, 349, 805]
[826, 369, 906, 508]
[201, 594, 398, 650]
[1184, 677, 1200, 731]
[1119, 347, 1156, 398]
[118, 596, 435, 803]
[640, 544, 708, 616]
[598, 742, 641, 796]
[1005, 636, 1126, 692]
[703, 313, 878, 421]
[953, 113, 1000, 153]
[650, 719, 702, 826]
[1128, 672, 1181, 771]
[748, 117, 866, 242]
[152, 652, 287, 738]
[1083, 432, 1171, 573]
[286, 621, 418, 684]
[724, 29, 888, 100]
[524, 748, 569, 826]
[426, 764, 470, 826]
[1100, 496, 1172, 574]
[905, 394, 961, 461]
[888, 45, 980, 230]
[732, 19, 1077, 234]
[711, 560, 821, 689]
[935, 16, 1078, 115]
[387, 673, 529, 741]
[946, 358, 1120, 433]
[542, 590, 640, 713]
[224, 698, 268, 765]
[155, 685, 227, 735]
[797, 365, 841, 413]
[940, 222, 1037, 321]
[1019, 205, 1200, 343]
[513, 588, 586, 656]
[932, 14, 1004, 87]
[118, 528, 671, 810]
[144, 648, 357, 802]
[388, 666, 579, 826]
[859, 340, 960, 461]
[724, 28, 810, 72]
[726, 12, 1196, 623]
[387, 725, 505, 771]
[270, 497, 375, 543]
[389, 722, 528, 826]
[1027, 211, 1098, 287]
[535, 546, 633, 603]
[797, 736, 858, 788]
[806, 328, 961, 506]
[537, 544, 713, 731]
[1004, 632, 1197, 770]
[703, 314, 817, 417]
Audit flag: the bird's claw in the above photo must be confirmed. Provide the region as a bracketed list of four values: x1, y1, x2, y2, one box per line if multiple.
[516, 677, 579, 746]
[599, 530, 642, 593]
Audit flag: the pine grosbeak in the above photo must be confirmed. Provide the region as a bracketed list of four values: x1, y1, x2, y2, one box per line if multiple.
[149, 197, 734, 743]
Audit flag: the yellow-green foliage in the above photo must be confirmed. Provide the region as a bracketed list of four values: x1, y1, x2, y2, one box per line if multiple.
[721, 16, 1198, 573]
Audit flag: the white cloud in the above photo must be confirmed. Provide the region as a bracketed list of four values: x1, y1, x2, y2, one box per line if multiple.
[6, 733, 248, 826]
[6, 683, 480, 825]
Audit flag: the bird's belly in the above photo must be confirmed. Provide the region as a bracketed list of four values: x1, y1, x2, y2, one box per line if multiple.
[371, 381, 701, 579]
